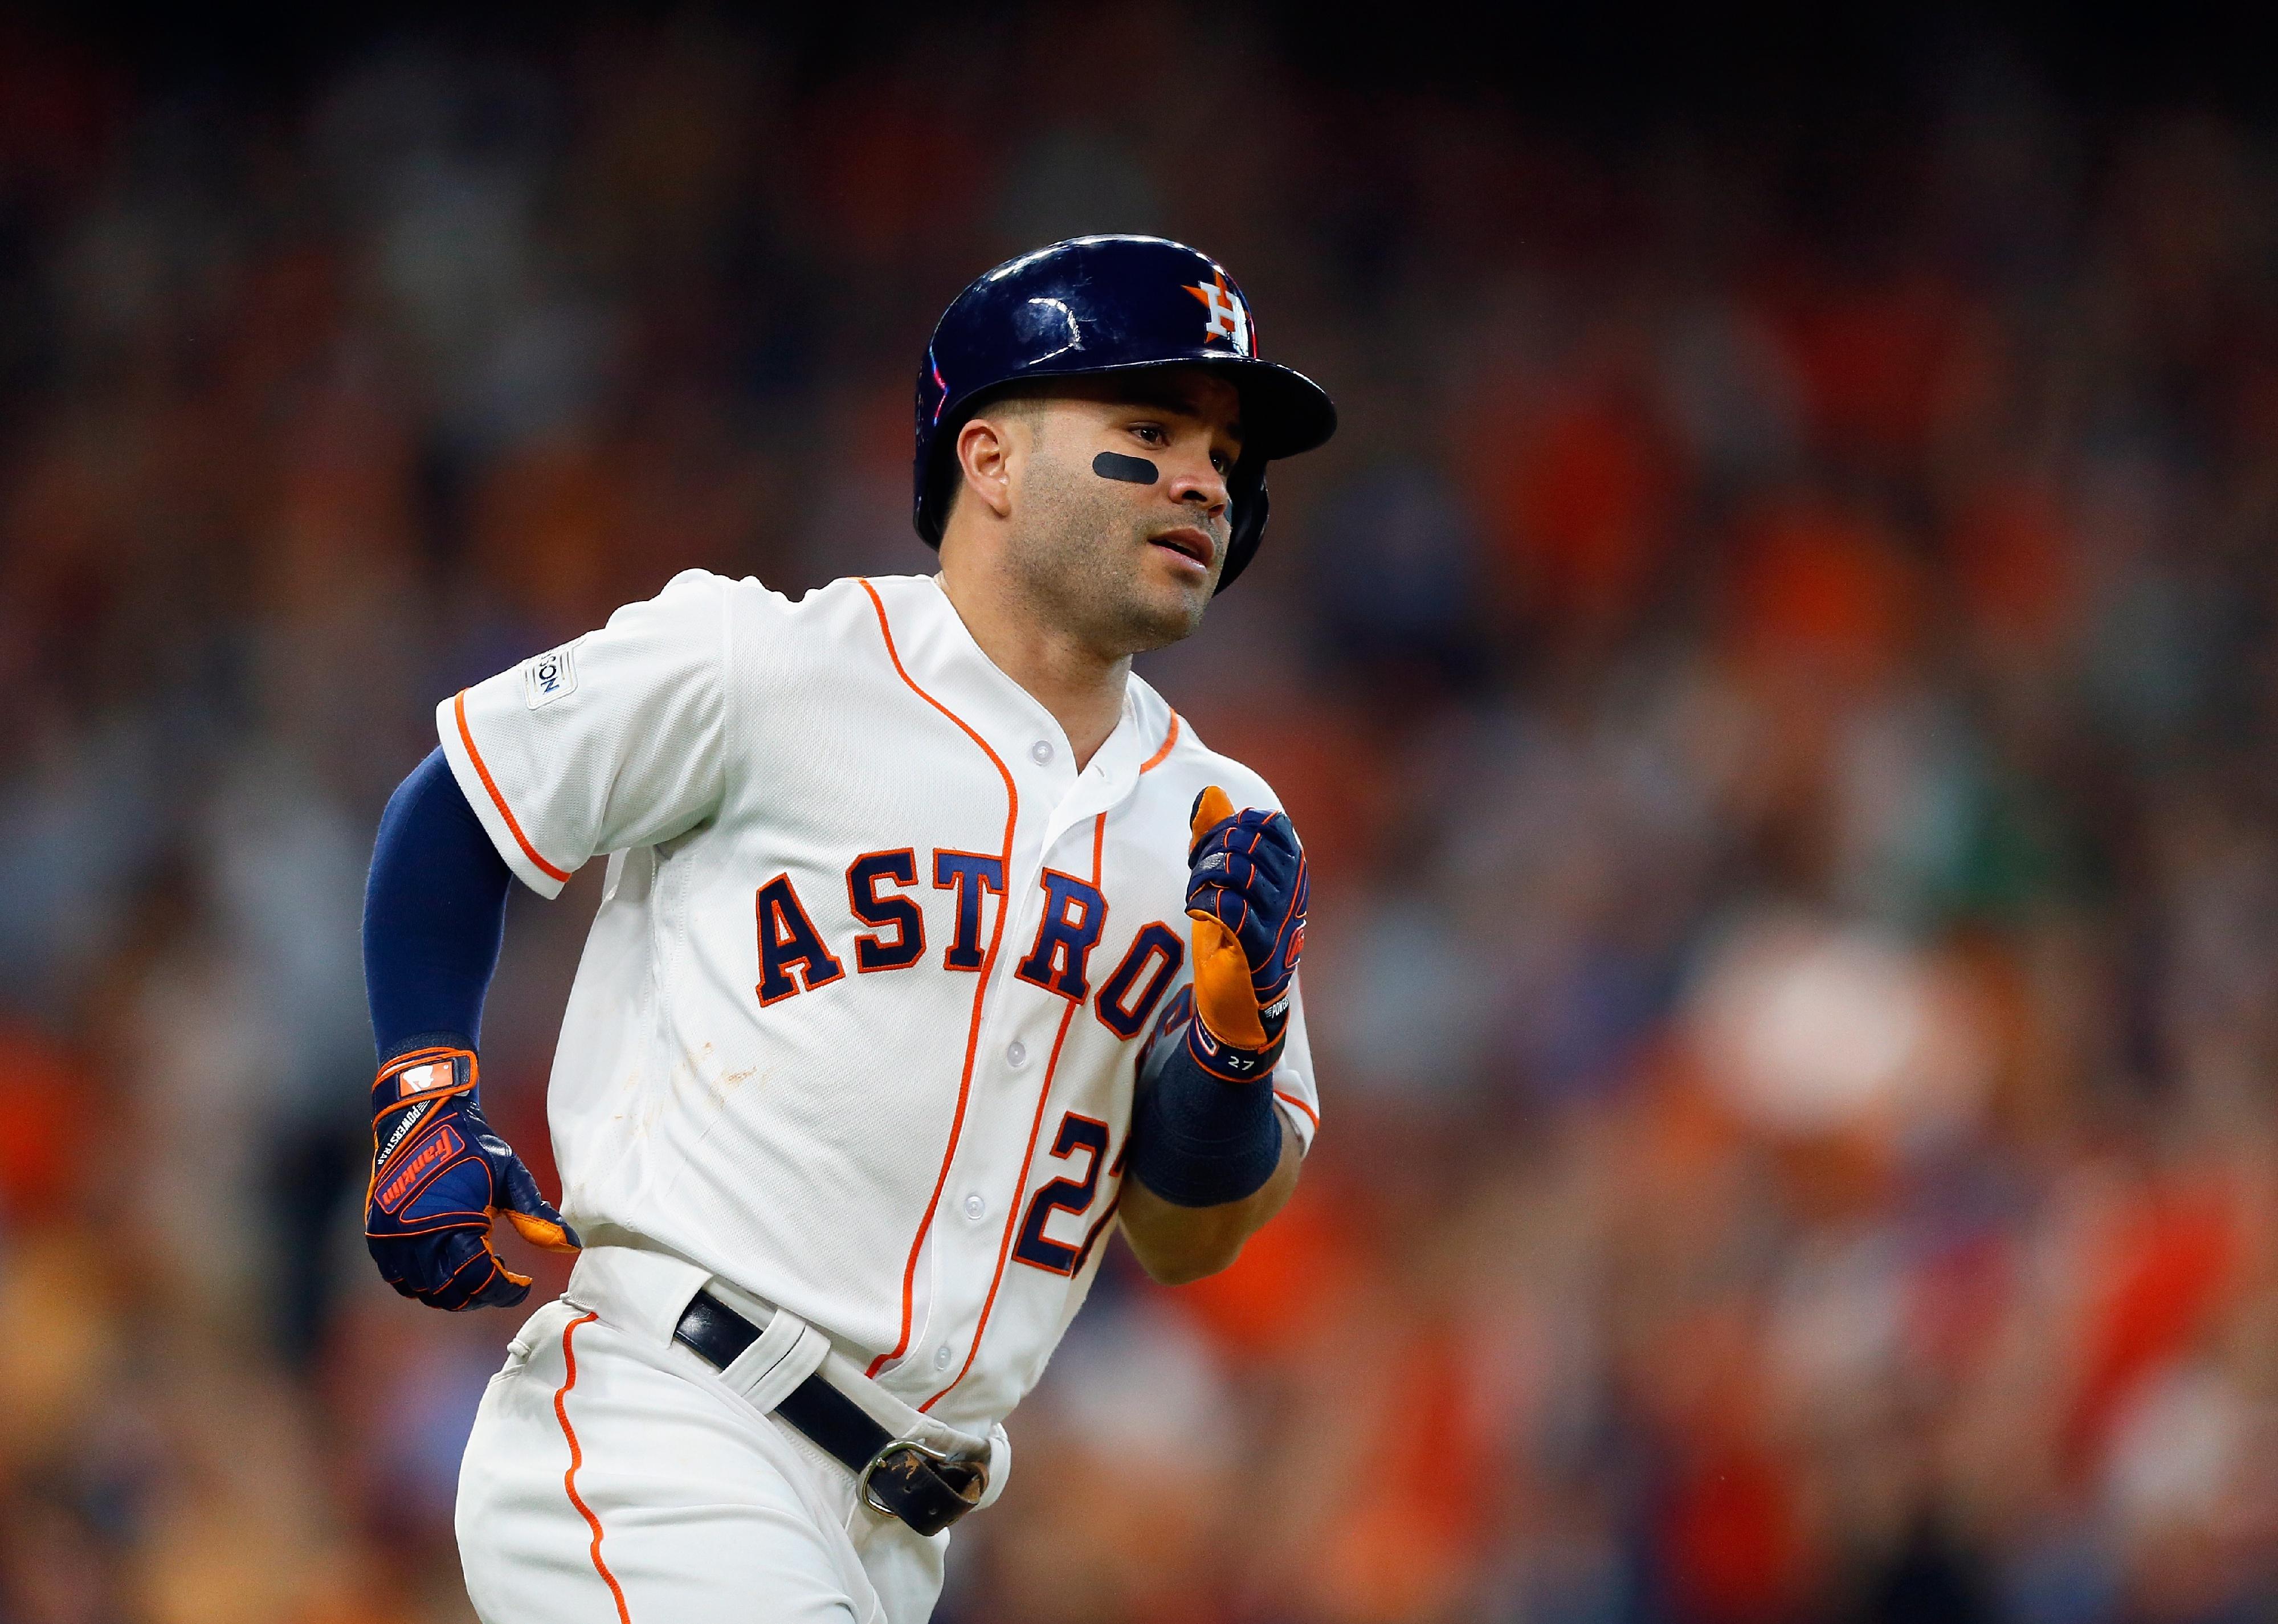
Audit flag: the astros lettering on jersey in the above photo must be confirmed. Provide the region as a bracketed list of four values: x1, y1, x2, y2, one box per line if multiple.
[438, 568, 1320, 1435]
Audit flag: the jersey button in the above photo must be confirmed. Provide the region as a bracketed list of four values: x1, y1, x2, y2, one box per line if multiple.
[1006, 1039, 1028, 1068]
[933, 1344, 954, 1370]
[1030, 740, 1053, 765]
[963, 1193, 986, 1221]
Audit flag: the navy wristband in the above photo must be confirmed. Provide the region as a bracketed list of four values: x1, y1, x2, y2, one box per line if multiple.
[1127, 1027, 1285, 1208]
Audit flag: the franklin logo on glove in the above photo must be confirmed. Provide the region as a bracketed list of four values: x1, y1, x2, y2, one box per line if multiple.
[364, 1046, 579, 1311]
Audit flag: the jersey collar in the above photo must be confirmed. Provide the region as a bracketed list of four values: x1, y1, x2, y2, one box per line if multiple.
[901, 574, 1169, 812]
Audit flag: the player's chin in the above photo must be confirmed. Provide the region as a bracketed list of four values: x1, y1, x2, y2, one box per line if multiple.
[1136, 534, 1220, 599]
[1120, 560, 1213, 648]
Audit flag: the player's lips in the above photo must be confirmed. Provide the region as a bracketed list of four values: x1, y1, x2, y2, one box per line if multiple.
[1148, 527, 1216, 569]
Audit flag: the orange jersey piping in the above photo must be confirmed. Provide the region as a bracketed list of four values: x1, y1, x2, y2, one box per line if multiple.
[922, 809, 1108, 1411]
[1138, 709, 1181, 774]
[454, 690, 572, 884]
[554, 1311, 632, 1624]
[1273, 1088, 1319, 1131]
[858, 579, 1020, 1378]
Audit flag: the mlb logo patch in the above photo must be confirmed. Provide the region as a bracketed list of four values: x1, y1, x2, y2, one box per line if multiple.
[523, 639, 582, 709]
[398, 1060, 455, 1097]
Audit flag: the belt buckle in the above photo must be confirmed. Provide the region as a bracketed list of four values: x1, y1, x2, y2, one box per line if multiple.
[857, 1437, 987, 1519]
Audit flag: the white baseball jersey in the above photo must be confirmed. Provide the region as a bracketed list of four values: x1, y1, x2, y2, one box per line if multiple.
[437, 568, 1319, 1437]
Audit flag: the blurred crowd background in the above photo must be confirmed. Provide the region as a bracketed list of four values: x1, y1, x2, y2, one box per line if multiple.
[7, 9, 2278, 1622]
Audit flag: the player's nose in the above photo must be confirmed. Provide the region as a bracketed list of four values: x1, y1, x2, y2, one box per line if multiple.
[1167, 456, 1230, 519]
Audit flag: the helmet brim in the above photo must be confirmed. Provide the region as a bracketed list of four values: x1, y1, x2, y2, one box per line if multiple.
[979, 352, 1336, 463]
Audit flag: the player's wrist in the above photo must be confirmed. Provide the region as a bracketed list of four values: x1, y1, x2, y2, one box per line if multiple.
[372, 1040, 480, 1116]
[1184, 1007, 1286, 1082]
[1130, 1028, 1285, 1208]
[381, 1030, 477, 1064]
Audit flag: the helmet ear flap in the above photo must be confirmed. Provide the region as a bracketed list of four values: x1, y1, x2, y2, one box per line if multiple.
[915, 408, 969, 545]
[1215, 460, 1269, 594]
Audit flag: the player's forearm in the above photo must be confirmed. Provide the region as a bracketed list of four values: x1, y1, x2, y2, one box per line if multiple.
[1121, 1124, 1300, 1285]
[1119, 788, 1313, 1284]
[364, 746, 513, 1059]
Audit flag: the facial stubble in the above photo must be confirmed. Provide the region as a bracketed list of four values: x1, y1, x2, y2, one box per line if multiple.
[1009, 437, 1216, 658]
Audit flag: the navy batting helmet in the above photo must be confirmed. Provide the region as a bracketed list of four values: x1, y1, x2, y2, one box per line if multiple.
[913, 235, 1336, 592]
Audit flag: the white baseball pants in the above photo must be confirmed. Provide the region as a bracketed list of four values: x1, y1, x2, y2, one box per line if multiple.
[455, 1247, 1007, 1624]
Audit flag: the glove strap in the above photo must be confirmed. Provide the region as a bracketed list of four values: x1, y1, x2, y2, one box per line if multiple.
[1185, 1011, 1285, 1083]
[371, 1046, 479, 1181]
[375, 1044, 478, 1107]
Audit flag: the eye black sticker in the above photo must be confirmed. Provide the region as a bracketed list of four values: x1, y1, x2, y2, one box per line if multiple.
[1092, 452, 1160, 484]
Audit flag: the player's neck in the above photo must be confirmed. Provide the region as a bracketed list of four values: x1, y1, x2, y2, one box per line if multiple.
[932, 570, 1128, 770]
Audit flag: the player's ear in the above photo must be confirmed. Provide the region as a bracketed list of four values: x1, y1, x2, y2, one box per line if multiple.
[954, 414, 1018, 521]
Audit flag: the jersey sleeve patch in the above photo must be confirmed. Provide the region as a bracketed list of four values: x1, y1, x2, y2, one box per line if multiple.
[522, 639, 583, 709]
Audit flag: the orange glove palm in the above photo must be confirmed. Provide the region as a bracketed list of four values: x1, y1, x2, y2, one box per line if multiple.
[1185, 785, 1308, 1072]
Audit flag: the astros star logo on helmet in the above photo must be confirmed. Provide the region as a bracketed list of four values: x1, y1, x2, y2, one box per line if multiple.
[1187, 272, 1252, 355]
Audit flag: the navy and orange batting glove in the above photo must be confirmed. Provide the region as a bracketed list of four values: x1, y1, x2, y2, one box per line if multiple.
[1183, 786, 1308, 1080]
[366, 1046, 579, 1311]
[1126, 788, 1307, 1207]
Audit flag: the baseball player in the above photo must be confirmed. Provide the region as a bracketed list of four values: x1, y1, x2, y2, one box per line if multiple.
[358, 235, 1334, 1623]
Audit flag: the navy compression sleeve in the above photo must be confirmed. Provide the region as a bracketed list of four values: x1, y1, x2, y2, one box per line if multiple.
[362, 747, 513, 1061]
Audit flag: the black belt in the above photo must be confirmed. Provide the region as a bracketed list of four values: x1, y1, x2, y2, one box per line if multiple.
[672, 1289, 986, 1538]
